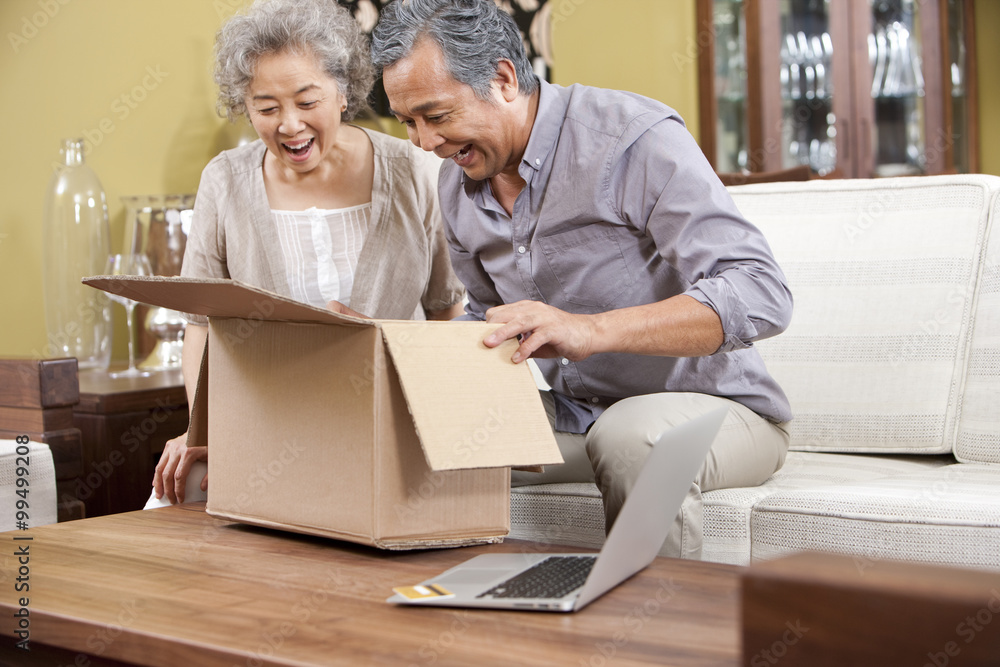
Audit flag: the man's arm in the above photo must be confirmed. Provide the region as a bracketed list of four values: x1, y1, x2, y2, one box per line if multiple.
[486, 115, 789, 364]
[483, 294, 722, 363]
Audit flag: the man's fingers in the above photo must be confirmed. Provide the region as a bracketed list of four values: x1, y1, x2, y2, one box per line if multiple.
[484, 321, 528, 348]
[512, 328, 554, 363]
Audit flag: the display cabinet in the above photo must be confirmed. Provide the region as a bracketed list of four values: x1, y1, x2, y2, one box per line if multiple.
[698, 0, 978, 178]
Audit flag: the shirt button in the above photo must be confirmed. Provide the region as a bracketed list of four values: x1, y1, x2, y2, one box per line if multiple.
[518, 245, 526, 254]
[534, 158, 541, 166]
[591, 397, 600, 404]
[560, 358, 569, 366]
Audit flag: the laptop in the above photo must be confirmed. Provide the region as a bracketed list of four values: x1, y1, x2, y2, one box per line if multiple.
[386, 407, 728, 612]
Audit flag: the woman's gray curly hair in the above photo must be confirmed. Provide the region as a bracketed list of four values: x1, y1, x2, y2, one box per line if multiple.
[214, 0, 374, 122]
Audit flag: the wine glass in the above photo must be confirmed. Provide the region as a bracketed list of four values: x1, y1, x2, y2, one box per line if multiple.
[104, 253, 153, 379]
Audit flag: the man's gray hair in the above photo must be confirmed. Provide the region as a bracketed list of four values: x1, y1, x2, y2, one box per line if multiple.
[370, 0, 538, 102]
[214, 0, 374, 121]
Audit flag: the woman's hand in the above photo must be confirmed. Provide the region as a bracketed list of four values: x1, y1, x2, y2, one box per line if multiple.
[153, 430, 208, 504]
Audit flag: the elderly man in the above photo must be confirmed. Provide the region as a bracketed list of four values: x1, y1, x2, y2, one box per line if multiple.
[371, 0, 793, 559]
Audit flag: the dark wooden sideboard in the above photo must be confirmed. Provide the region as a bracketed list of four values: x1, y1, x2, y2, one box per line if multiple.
[72, 367, 189, 518]
[0, 357, 85, 521]
[0, 358, 192, 521]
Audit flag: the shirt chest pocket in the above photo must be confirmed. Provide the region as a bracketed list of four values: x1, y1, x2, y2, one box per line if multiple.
[535, 225, 636, 310]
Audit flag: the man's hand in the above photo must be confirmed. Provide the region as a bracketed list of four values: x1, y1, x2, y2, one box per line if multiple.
[483, 296, 725, 362]
[484, 301, 599, 363]
[153, 431, 208, 504]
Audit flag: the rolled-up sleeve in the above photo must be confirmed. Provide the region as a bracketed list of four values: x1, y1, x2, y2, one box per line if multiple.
[611, 116, 793, 352]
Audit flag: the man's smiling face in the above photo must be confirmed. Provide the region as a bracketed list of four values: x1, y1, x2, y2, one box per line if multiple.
[383, 38, 520, 182]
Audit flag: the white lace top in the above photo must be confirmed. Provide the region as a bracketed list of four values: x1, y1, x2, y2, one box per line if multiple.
[270, 203, 373, 309]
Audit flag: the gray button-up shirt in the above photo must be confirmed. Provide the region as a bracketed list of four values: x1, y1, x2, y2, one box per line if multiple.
[440, 80, 792, 432]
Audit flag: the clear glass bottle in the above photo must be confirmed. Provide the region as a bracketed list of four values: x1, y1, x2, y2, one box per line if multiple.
[41, 138, 112, 370]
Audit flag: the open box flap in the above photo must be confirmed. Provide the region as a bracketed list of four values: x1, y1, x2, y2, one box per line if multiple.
[380, 321, 563, 471]
[83, 275, 372, 327]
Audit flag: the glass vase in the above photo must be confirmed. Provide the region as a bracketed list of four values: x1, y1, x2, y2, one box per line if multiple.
[41, 138, 112, 370]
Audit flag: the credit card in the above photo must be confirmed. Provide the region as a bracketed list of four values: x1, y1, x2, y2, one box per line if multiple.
[392, 583, 455, 600]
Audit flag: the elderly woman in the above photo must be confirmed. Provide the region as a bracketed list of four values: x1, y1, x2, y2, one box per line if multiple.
[150, 0, 464, 506]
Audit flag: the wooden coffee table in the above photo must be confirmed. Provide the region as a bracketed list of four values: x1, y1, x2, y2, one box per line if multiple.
[0, 503, 742, 666]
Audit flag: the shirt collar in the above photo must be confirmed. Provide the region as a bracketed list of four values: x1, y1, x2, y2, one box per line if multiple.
[520, 79, 564, 175]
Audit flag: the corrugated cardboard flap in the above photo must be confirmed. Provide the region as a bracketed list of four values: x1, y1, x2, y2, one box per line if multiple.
[380, 321, 563, 471]
[83, 275, 372, 327]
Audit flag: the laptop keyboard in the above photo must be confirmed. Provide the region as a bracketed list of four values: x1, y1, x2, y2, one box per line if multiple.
[477, 556, 597, 599]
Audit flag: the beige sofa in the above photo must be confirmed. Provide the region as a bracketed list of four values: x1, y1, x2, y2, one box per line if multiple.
[510, 174, 1000, 571]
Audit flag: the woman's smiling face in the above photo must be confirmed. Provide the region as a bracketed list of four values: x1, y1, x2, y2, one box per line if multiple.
[246, 49, 346, 175]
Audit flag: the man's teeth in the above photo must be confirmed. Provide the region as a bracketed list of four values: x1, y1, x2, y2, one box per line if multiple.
[453, 147, 470, 160]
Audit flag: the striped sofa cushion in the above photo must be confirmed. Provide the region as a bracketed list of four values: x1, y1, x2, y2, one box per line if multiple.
[749, 464, 1000, 570]
[729, 175, 999, 454]
[702, 451, 950, 565]
[956, 188, 1000, 464]
[510, 482, 604, 549]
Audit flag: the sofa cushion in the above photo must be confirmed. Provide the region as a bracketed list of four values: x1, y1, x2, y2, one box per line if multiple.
[749, 464, 1000, 570]
[510, 452, 953, 564]
[956, 187, 1000, 464]
[729, 175, 999, 454]
[702, 451, 951, 565]
[510, 482, 605, 549]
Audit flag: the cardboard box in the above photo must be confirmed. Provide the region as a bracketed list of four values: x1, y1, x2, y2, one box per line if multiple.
[84, 276, 562, 549]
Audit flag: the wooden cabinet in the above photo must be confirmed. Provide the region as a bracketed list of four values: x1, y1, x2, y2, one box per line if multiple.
[698, 0, 979, 178]
[72, 369, 188, 518]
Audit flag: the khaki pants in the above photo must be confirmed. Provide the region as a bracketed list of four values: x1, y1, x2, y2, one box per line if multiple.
[512, 391, 789, 559]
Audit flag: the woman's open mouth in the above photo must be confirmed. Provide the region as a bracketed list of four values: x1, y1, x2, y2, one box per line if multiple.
[282, 138, 314, 160]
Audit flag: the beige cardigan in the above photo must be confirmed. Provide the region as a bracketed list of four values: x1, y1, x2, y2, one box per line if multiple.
[181, 127, 464, 322]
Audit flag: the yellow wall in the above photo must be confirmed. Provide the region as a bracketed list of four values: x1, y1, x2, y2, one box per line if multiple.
[975, 0, 1000, 176]
[1, 0, 248, 359]
[0, 0, 997, 358]
[551, 0, 700, 139]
